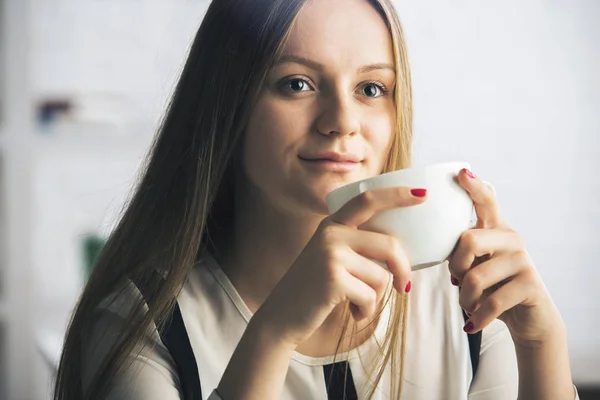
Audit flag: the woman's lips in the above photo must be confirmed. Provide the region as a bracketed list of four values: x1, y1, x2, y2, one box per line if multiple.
[299, 158, 360, 172]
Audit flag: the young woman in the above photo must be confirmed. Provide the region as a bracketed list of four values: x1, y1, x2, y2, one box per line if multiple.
[54, 0, 579, 399]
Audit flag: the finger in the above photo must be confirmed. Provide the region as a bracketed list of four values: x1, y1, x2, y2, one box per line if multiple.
[343, 251, 394, 304]
[330, 187, 427, 228]
[344, 229, 412, 294]
[457, 168, 503, 228]
[458, 252, 526, 313]
[340, 270, 379, 322]
[463, 277, 529, 334]
[448, 229, 524, 282]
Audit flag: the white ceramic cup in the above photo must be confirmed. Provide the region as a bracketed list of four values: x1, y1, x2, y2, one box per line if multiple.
[326, 162, 495, 271]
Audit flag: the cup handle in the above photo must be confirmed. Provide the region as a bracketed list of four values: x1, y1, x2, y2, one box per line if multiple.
[469, 181, 496, 227]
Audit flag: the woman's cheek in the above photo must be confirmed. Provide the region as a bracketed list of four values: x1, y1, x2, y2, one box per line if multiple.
[364, 118, 395, 170]
[242, 109, 299, 188]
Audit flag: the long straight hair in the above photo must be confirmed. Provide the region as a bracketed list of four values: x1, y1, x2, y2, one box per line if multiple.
[53, 0, 413, 399]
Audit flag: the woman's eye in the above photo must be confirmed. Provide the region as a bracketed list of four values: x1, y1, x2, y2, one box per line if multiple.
[361, 83, 386, 98]
[286, 78, 312, 93]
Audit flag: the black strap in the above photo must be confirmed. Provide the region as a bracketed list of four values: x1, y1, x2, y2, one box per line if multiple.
[323, 360, 358, 400]
[131, 272, 203, 400]
[463, 309, 482, 379]
[132, 273, 480, 399]
[321, 321, 480, 399]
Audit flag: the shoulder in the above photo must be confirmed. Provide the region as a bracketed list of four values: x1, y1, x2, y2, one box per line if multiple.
[92, 279, 164, 341]
[97, 279, 148, 316]
[80, 279, 180, 398]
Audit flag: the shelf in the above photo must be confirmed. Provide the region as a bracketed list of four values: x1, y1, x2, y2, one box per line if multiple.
[31, 125, 154, 157]
[0, 122, 158, 158]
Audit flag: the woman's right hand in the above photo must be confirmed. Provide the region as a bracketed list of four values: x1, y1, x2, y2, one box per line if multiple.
[254, 186, 428, 350]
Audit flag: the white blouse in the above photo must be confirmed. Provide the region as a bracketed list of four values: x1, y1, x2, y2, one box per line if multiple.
[81, 252, 579, 399]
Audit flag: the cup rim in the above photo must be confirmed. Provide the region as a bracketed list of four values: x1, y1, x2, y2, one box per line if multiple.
[326, 161, 470, 201]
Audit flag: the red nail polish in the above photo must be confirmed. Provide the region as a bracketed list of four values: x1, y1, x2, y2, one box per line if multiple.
[464, 169, 476, 179]
[463, 321, 474, 333]
[466, 312, 472, 317]
[451, 277, 459, 286]
[405, 280, 412, 293]
[410, 188, 427, 197]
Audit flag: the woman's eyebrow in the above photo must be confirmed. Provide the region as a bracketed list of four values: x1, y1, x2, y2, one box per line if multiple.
[275, 55, 395, 74]
[357, 63, 395, 74]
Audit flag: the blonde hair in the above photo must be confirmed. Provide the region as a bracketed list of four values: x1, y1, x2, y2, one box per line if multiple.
[329, 1, 413, 398]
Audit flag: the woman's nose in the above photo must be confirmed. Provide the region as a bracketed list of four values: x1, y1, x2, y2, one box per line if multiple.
[315, 93, 361, 137]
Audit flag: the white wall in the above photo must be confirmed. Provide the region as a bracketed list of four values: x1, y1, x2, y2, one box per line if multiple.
[401, 1, 600, 383]
[31, 0, 210, 126]
[24, 0, 599, 398]
[2, 1, 37, 398]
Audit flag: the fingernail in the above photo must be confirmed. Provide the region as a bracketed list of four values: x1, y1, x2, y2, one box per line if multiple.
[405, 280, 412, 293]
[463, 321, 474, 333]
[464, 169, 476, 179]
[466, 312, 472, 317]
[451, 276, 459, 286]
[410, 188, 427, 197]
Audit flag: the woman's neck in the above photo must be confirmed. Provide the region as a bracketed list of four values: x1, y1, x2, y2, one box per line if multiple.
[215, 182, 322, 313]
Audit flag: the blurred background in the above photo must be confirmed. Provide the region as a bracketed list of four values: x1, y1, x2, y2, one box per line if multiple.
[0, 0, 598, 399]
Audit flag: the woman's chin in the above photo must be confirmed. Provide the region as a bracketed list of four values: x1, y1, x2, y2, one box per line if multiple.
[287, 177, 362, 217]
[289, 189, 334, 217]
[316, 179, 361, 212]
[313, 186, 347, 215]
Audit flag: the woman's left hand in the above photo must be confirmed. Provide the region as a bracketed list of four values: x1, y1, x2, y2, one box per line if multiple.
[448, 168, 565, 347]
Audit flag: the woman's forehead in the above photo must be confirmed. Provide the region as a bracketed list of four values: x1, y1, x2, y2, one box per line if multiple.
[281, 0, 394, 70]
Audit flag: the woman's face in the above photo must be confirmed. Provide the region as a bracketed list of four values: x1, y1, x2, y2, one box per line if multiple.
[242, 0, 396, 216]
